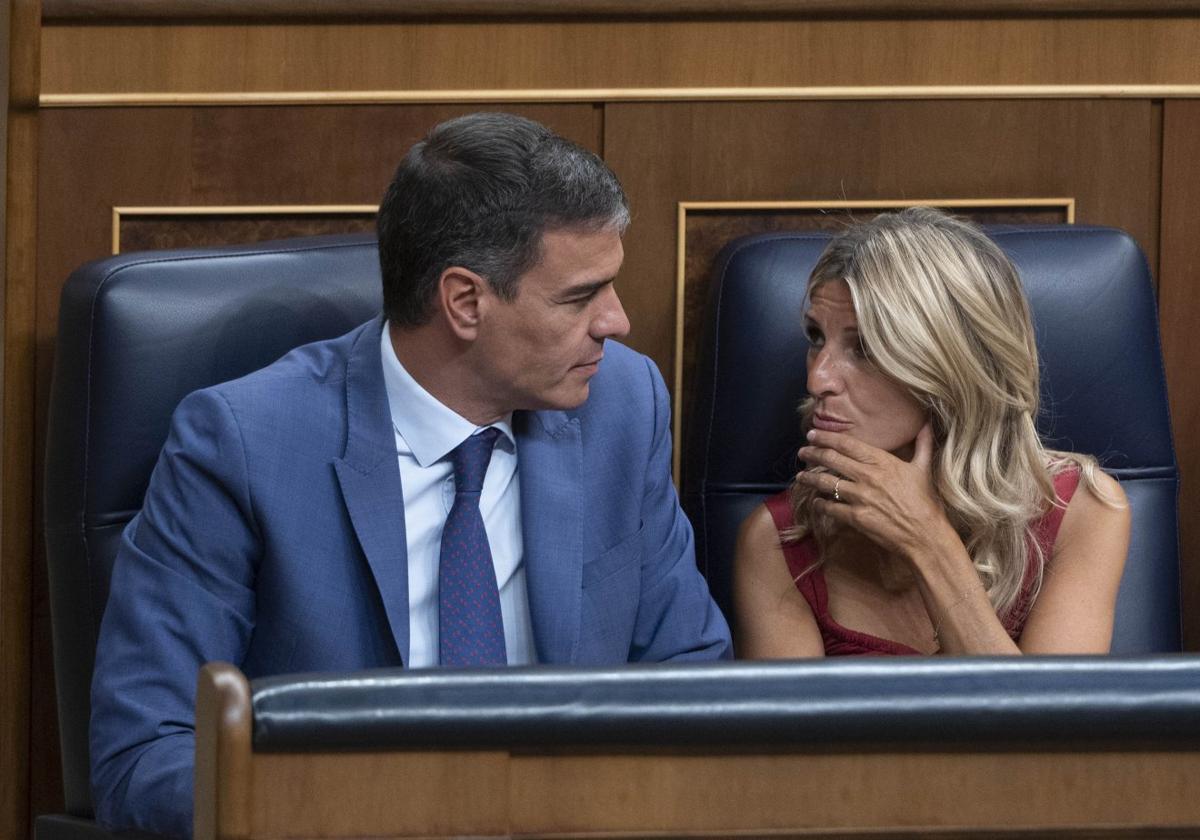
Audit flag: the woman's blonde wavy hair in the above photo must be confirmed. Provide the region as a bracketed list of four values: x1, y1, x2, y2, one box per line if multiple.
[789, 207, 1107, 621]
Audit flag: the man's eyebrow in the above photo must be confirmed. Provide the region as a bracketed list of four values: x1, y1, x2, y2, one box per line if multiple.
[559, 277, 616, 298]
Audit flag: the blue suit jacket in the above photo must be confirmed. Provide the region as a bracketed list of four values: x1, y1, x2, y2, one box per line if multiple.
[90, 317, 731, 838]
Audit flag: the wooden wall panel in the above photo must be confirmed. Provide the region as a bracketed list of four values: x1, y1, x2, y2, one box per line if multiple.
[38, 0, 1200, 21]
[39, 17, 1200, 99]
[30, 102, 602, 821]
[606, 99, 1159, 377]
[16, 9, 1200, 831]
[509, 751, 1200, 835]
[3, 2, 39, 837]
[1160, 99, 1200, 650]
[36, 103, 601, 350]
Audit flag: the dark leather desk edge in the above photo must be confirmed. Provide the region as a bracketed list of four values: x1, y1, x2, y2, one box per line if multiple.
[251, 657, 1200, 752]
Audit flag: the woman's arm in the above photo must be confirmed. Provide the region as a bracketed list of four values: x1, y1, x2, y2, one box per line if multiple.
[733, 504, 826, 658]
[1017, 470, 1130, 653]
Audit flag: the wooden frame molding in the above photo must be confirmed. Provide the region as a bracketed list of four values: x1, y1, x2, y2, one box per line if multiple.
[670, 197, 1076, 482]
[111, 204, 378, 254]
[41, 85, 1200, 108]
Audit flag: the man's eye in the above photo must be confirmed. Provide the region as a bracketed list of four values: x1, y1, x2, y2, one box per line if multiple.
[805, 330, 824, 347]
[563, 290, 600, 307]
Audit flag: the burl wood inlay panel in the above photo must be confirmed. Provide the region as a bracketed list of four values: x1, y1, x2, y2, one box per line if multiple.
[116, 212, 377, 253]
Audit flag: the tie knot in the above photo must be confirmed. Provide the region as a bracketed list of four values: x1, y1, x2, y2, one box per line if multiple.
[450, 427, 501, 496]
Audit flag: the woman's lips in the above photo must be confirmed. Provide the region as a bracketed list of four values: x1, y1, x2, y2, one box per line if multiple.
[812, 413, 853, 432]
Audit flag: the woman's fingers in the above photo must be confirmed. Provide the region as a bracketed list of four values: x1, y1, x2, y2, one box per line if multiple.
[799, 425, 948, 559]
[811, 496, 859, 527]
[911, 422, 935, 473]
[798, 429, 890, 480]
[806, 429, 883, 462]
[795, 468, 853, 502]
[797, 445, 858, 480]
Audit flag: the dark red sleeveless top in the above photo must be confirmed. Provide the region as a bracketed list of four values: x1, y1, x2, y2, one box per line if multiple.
[763, 468, 1081, 656]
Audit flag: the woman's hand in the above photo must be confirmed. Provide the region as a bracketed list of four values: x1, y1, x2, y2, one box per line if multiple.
[795, 422, 955, 563]
[797, 423, 1020, 655]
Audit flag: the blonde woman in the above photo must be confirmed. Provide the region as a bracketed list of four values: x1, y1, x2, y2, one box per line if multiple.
[735, 208, 1130, 656]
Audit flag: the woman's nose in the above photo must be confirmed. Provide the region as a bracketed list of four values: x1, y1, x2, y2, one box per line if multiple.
[807, 348, 843, 396]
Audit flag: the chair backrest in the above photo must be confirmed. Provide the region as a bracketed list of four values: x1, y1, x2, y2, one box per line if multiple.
[682, 225, 1181, 654]
[43, 233, 383, 818]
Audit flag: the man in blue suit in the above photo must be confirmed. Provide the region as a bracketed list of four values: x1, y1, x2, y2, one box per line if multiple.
[90, 112, 731, 838]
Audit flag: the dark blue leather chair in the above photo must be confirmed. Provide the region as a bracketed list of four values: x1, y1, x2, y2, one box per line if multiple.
[41, 234, 383, 840]
[682, 225, 1181, 653]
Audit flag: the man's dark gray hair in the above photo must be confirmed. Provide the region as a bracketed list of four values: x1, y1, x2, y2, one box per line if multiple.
[377, 112, 630, 328]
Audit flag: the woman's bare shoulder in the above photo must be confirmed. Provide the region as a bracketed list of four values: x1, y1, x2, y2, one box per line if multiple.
[735, 501, 794, 587]
[1054, 464, 1130, 567]
[734, 500, 825, 658]
[739, 501, 781, 543]
[1023, 465, 1130, 653]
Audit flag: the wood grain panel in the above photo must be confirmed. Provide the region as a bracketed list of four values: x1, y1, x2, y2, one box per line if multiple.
[606, 99, 1159, 380]
[510, 751, 1200, 834]
[30, 102, 602, 821]
[3, 1, 40, 837]
[36, 103, 600, 355]
[40, 17, 1200, 96]
[250, 752, 511, 837]
[38, 0, 1200, 22]
[1159, 99, 1200, 651]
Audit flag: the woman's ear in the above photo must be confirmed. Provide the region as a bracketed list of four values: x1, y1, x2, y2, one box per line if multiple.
[437, 266, 488, 341]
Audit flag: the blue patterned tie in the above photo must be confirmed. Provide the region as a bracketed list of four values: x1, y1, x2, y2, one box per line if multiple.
[438, 427, 506, 667]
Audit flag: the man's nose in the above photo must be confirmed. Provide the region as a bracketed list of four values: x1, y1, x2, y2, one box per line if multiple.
[593, 285, 631, 340]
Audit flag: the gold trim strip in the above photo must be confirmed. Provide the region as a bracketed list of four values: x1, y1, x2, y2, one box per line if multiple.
[670, 197, 1075, 482]
[112, 204, 377, 253]
[40, 85, 1200, 108]
[673, 200, 690, 478]
[679, 198, 1076, 212]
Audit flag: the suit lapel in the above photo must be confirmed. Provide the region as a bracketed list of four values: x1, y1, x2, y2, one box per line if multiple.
[516, 409, 583, 664]
[333, 317, 411, 664]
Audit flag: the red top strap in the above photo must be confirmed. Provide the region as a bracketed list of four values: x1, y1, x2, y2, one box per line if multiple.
[762, 467, 1081, 656]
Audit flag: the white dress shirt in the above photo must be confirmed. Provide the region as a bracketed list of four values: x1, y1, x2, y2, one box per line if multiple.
[379, 323, 537, 667]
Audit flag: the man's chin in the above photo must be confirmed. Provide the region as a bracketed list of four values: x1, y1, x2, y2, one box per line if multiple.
[536, 383, 590, 412]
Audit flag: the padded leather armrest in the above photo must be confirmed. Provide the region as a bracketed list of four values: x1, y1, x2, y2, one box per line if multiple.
[251, 657, 1200, 752]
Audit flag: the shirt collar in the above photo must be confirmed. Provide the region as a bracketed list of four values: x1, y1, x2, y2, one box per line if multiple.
[379, 321, 514, 467]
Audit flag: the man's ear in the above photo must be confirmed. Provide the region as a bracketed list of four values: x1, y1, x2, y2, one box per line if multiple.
[437, 266, 488, 340]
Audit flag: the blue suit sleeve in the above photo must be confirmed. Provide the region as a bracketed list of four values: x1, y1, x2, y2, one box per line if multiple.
[628, 356, 732, 662]
[90, 388, 261, 839]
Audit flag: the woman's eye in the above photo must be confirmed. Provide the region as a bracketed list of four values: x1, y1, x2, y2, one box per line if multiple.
[805, 329, 824, 347]
[852, 340, 875, 363]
